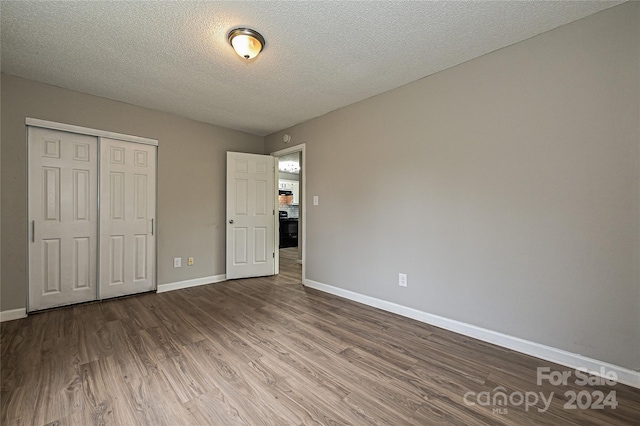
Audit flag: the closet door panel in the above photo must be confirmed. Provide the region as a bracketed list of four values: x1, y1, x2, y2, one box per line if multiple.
[28, 127, 98, 311]
[99, 138, 156, 299]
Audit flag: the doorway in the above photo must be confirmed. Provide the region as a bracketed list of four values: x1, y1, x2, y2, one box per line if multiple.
[271, 144, 306, 281]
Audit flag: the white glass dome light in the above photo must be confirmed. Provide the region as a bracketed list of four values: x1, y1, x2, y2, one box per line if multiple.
[228, 28, 265, 60]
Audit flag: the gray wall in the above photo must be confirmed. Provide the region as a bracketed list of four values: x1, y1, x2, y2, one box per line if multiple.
[266, 3, 640, 370]
[1, 74, 264, 311]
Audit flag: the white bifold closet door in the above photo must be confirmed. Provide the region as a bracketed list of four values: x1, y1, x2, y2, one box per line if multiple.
[99, 138, 156, 299]
[28, 127, 99, 311]
[28, 127, 156, 311]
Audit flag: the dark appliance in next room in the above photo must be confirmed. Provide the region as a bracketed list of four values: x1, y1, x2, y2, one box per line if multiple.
[278, 210, 298, 248]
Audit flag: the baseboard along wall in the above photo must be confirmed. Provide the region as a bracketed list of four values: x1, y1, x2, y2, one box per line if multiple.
[156, 274, 227, 293]
[303, 278, 640, 389]
[0, 308, 27, 322]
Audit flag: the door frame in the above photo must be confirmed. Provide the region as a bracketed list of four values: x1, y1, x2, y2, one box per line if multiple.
[271, 143, 306, 282]
[25, 118, 158, 311]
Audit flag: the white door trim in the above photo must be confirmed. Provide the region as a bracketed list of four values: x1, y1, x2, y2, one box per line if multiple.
[274, 166, 280, 275]
[26, 118, 158, 146]
[271, 143, 306, 283]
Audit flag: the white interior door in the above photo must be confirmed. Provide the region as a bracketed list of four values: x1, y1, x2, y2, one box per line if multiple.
[28, 127, 98, 311]
[99, 138, 156, 298]
[226, 152, 275, 279]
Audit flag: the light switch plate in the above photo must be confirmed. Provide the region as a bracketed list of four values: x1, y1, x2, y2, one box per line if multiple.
[313, 196, 319, 206]
[174, 257, 181, 268]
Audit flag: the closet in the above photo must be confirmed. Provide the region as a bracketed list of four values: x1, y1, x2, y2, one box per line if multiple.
[27, 120, 157, 312]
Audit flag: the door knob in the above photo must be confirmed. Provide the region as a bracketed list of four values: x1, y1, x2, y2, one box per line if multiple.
[229, 219, 234, 224]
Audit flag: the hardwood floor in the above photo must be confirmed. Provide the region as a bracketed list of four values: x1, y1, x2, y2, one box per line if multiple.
[2, 247, 638, 425]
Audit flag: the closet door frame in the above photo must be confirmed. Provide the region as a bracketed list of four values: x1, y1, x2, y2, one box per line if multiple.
[26, 118, 158, 311]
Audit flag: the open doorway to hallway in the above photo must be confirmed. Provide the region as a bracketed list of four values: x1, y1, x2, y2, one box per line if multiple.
[272, 144, 306, 281]
[277, 152, 301, 259]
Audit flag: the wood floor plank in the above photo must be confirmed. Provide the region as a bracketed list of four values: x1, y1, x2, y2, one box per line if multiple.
[138, 326, 183, 362]
[1, 384, 39, 425]
[243, 357, 314, 425]
[184, 390, 255, 426]
[158, 353, 213, 404]
[121, 295, 163, 330]
[104, 320, 156, 383]
[255, 352, 361, 425]
[294, 313, 419, 371]
[124, 369, 199, 425]
[182, 351, 297, 425]
[80, 355, 139, 425]
[286, 314, 352, 354]
[76, 305, 115, 365]
[30, 355, 83, 425]
[139, 293, 207, 346]
[167, 293, 265, 365]
[2, 247, 638, 425]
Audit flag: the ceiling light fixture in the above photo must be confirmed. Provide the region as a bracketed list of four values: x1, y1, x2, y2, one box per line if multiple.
[228, 28, 265, 60]
[279, 161, 300, 174]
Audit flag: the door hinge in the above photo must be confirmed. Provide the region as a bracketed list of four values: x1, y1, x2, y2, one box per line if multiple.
[273, 252, 275, 258]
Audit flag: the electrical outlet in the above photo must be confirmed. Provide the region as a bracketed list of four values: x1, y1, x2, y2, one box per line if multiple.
[174, 257, 181, 268]
[399, 273, 407, 287]
[188, 257, 194, 266]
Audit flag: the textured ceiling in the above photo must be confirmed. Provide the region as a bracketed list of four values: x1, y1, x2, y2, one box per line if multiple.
[1, 1, 623, 136]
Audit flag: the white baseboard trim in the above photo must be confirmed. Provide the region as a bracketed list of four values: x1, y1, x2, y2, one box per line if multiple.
[0, 275, 229, 320]
[303, 278, 640, 389]
[0, 308, 28, 322]
[157, 274, 226, 293]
